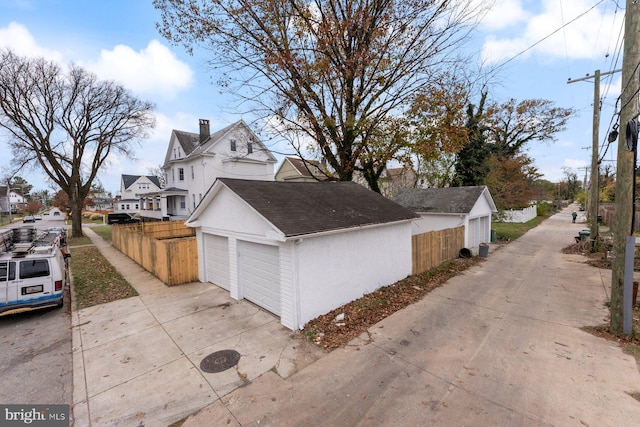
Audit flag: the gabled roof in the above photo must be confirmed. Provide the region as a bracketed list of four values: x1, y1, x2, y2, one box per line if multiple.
[189, 178, 418, 237]
[166, 120, 277, 166]
[393, 186, 497, 214]
[122, 174, 162, 190]
[279, 157, 328, 180]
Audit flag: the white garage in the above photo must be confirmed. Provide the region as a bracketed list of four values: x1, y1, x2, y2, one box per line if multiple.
[393, 186, 497, 254]
[186, 178, 417, 330]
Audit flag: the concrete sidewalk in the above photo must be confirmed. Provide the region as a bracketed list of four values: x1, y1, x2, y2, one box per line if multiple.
[71, 227, 324, 426]
[182, 207, 640, 426]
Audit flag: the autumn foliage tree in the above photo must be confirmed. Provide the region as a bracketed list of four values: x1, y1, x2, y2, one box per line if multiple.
[154, 0, 487, 192]
[0, 50, 155, 237]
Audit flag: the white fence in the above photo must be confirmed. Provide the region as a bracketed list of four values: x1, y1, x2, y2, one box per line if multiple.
[497, 206, 537, 223]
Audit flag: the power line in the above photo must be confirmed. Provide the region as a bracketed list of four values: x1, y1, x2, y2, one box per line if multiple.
[491, 0, 606, 73]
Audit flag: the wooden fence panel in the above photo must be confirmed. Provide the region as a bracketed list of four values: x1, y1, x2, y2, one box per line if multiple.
[412, 226, 465, 275]
[110, 222, 197, 286]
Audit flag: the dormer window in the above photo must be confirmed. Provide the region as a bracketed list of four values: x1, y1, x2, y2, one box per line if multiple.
[230, 140, 236, 151]
[247, 142, 253, 154]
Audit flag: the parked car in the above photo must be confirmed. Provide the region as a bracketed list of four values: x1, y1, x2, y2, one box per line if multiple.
[34, 214, 42, 220]
[23, 216, 35, 223]
[107, 212, 141, 225]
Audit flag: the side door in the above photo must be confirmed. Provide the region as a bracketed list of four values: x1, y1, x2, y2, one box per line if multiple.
[0, 260, 17, 307]
[16, 259, 54, 304]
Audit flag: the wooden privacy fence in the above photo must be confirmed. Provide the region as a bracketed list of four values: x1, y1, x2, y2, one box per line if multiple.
[111, 221, 198, 286]
[412, 226, 465, 275]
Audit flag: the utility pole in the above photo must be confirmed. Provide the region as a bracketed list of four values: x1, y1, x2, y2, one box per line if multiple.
[611, 0, 640, 335]
[568, 69, 621, 247]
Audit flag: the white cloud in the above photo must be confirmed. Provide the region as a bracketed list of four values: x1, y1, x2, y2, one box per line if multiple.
[83, 40, 194, 98]
[478, 0, 530, 31]
[0, 21, 62, 61]
[481, 0, 623, 64]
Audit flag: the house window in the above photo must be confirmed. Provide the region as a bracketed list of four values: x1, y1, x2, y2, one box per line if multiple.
[192, 194, 196, 209]
[199, 193, 203, 201]
[191, 165, 194, 180]
[172, 168, 175, 182]
[247, 142, 253, 154]
[179, 168, 184, 181]
[126, 204, 130, 210]
[173, 148, 176, 159]
[230, 140, 236, 151]
[135, 204, 139, 209]
[180, 196, 186, 209]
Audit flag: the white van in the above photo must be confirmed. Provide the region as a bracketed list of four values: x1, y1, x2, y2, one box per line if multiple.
[0, 227, 70, 316]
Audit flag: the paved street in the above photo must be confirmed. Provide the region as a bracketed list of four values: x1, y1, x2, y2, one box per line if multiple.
[184, 207, 640, 426]
[0, 217, 72, 407]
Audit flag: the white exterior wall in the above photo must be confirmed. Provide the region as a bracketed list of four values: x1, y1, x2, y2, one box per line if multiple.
[412, 214, 463, 235]
[294, 222, 412, 329]
[500, 206, 537, 223]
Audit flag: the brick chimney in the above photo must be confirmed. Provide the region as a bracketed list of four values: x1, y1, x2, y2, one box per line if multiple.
[199, 119, 210, 144]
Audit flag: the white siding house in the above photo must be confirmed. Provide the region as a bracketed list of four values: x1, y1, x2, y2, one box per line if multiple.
[185, 179, 417, 330]
[140, 119, 277, 221]
[393, 186, 498, 254]
[116, 175, 163, 214]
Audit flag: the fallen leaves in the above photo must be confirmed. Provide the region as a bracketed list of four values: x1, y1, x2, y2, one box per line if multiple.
[303, 257, 481, 350]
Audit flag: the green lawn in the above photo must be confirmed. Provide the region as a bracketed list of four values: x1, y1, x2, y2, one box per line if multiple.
[492, 214, 550, 241]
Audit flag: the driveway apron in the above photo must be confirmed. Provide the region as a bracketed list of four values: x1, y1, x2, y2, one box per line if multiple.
[71, 226, 324, 427]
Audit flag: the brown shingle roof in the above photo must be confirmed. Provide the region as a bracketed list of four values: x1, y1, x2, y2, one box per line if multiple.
[218, 178, 417, 237]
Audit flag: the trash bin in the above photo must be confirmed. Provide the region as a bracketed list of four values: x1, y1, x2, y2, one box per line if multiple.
[479, 243, 489, 258]
[490, 229, 497, 242]
[459, 248, 472, 258]
[578, 229, 590, 241]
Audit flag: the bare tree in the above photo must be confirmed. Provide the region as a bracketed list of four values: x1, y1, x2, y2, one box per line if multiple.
[155, 0, 487, 192]
[0, 49, 155, 237]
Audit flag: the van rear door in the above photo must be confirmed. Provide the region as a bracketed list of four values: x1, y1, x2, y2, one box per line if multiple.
[0, 261, 17, 309]
[16, 259, 55, 305]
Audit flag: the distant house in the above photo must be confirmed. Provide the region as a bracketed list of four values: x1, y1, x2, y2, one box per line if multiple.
[185, 179, 417, 330]
[393, 186, 497, 254]
[379, 166, 417, 198]
[139, 119, 277, 221]
[0, 186, 9, 213]
[274, 157, 329, 182]
[115, 175, 163, 214]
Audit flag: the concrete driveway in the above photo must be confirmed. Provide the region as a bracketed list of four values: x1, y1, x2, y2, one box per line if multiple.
[72, 228, 324, 426]
[183, 207, 640, 426]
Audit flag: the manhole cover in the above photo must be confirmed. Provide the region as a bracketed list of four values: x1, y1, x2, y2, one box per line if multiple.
[200, 349, 241, 373]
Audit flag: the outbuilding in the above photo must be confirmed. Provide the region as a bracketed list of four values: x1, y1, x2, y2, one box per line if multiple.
[393, 186, 497, 254]
[185, 178, 418, 330]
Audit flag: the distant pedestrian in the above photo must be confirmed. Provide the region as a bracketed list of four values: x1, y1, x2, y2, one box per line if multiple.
[572, 211, 577, 223]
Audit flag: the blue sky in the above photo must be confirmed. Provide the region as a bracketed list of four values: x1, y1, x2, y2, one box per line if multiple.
[0, 0, 626, 195]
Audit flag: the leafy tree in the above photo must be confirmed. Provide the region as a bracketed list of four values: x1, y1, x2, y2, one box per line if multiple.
[25, 200, 42, 215]
[485, 98, 574, 158]
[561, 166, 581, 201]
[53, 190, 69, 211]
[0, 49, 155, 237]
[453, 91, 491, 186]
[154, 0, 487, 192]
[484, 154, 540, 210]
[407, 71, 472, 187]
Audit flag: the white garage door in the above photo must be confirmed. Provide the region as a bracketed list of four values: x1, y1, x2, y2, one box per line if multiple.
[238, 241, 280, 316]
[204, 234, 229, 290]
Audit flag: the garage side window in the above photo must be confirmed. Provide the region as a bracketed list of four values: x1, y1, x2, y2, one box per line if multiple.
[0, 261, 16, 281]
[20, 260, 50, 279]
